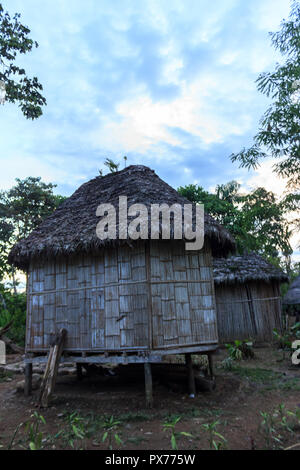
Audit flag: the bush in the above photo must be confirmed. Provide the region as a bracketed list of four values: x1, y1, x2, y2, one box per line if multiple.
[0, 284, 26, 346]
[225, 339, 255, 361]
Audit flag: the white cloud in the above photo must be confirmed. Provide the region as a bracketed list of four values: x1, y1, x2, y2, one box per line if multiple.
[243, 158, 289, 196]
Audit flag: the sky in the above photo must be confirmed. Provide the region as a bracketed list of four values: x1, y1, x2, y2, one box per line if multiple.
[1, 0, 298, 259]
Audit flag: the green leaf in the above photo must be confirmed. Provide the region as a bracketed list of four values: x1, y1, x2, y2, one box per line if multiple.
[180, 432, 193, 437]
[171, 434, 177, 450]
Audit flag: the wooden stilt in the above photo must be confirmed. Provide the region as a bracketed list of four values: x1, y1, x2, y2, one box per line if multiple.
[76, 363, 83, 381]
[144, 363, 153, 408]
[185, 353, 196, 397]
[208, 353, 214, 379]
[38, 328, 67, 408]
[24, 362, 32, 397]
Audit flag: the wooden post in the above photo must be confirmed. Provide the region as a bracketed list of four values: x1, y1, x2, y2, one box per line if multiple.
[76, 363, 83, 381]
[208, 353, 214, 379]
[185, 353, 196, 397]
[38, 328, 67, 408]
[24, 362, 32, 397]
[144, 363, 153, 408]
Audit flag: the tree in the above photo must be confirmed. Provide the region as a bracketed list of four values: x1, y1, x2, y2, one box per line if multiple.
[0, 177, 66, 281]
[0, 283, 26, 345]
[0, 3, 46, 119]
[231, 1, 300, 189]
[178, 182, 294, 267]
[238, 187, 293, 268]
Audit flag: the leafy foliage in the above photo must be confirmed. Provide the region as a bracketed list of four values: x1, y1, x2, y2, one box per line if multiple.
[230, 1, 300, 189]
[259, 404, 300, 449]
[162, 415, 192, 450]
[0, 3, 46, 119]
[0, 176, 66, 280]
[178, 181, 294, 266]
[8, 412, 46, 450]
[101, 415, 123, 450]
[201, 420, 227, 450]
[225, 339, 255, 361]
[273, 322, 300, 352]
[0, 283, 26, 345]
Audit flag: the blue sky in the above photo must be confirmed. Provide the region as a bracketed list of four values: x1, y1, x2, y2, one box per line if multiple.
[1, 0, 292, 195]
[2, 1, 299, 259]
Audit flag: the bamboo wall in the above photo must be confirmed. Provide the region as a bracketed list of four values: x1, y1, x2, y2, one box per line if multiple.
[215, 280, 282, 343]
[26, 240, 218, 353]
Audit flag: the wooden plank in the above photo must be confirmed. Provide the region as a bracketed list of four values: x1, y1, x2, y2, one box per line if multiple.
[144, 363, 153, 408]
[24, 363, 32, 397]
[185, 353, 196, 397]
[38, 328, 67, 407]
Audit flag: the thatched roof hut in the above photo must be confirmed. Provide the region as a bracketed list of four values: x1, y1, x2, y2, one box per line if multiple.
[283, 274, 300, 321]
[9, 165, 234, 360]
[213, 254, 288, 343]
[9, 165, 234, 270]
[283, 274, 300, 306]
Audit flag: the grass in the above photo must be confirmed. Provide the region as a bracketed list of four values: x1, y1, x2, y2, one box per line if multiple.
[231, 366, 282, 383]
[183, 407, 224, 419]
[276, 378, 300, 392]
[229, 365, 300, 392]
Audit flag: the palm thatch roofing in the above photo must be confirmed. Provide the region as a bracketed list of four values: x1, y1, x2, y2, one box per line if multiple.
[283, 274, 300, 305]
[9, 165, 235, 270]
[213, 253, 288, 285]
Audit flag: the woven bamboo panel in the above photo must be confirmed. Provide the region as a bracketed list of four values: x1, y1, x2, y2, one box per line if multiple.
[215, 280, 282, 342]
[149, 241, 218, 349]
[27, 240, 218, 352]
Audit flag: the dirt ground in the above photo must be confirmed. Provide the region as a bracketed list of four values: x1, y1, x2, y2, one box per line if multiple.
[0, 346, 300, 450]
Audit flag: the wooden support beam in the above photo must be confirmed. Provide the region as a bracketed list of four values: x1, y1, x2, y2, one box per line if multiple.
[24, 362, 32, 397]
[208, 353, 214, 379]
[38, 328, 67, 408]
[144, 362, 153, 408]
[185, 353, 196, 397]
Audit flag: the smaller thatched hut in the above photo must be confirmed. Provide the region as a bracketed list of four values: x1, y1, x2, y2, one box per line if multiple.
[283, 274, 300, 322]
[213, 254, 288, 343]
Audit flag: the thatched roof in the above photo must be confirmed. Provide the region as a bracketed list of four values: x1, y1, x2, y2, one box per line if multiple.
[9, 165, 235, 270]
[283, 274, 300, 305]
[213, 253, 288, 285]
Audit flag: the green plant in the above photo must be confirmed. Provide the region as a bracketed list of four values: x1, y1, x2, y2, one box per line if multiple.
[290, 322, 300, 339]
[273, 323, 300, 361]
[101, 415, 123, 450]
[259, 404, 300, 449]
[220, 356, 235, 371]
[55, 411, 88, 449]
[260, 411, 281, 449]
[273, 328, 292, 351]
[201, 420, 227, 450]
[7, 422, 23, 450]
[162, 416, 192, 450]
[8, 412, 46, 450]
[0, 285, 26, 346]
[225, 339, 254, 361]
[25, 412, 46, 450]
